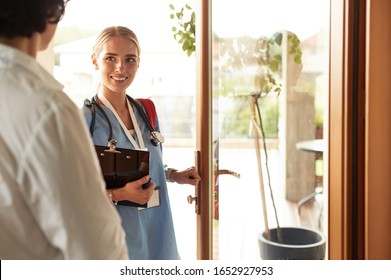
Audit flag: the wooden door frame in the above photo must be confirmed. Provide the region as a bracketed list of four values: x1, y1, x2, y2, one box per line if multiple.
[329, 0, 365, 260]
[364, 0, 391, 259]
[195, 0, 213, 260]
[329, 0, 391, 259]
[328, 0, 346, 259]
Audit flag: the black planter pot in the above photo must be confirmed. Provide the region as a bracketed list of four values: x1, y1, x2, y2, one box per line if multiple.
[258, 227, 326, 260]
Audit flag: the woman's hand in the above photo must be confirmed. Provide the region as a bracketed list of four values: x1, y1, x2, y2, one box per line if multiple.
[169, 166, 200, 186]
[109, 176, 156, 204]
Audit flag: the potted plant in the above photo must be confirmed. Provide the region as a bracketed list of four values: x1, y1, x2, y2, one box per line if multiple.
[170, 4, 326, 260]
[238, 31, 326, 260]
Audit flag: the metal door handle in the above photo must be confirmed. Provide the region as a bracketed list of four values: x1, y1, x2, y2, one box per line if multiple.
[187, 195, 198, 204]
[186, 150, 200, 214]
[216, 169, 240, 178]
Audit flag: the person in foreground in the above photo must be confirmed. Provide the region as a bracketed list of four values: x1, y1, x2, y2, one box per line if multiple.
[83, 26, 200, 259]
[0, 0, 128, 259]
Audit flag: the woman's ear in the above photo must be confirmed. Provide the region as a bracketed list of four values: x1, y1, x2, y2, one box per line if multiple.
[92, 54, 99, 70]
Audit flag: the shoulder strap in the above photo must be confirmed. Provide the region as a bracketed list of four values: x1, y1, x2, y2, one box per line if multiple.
[137, 98, 157, 129]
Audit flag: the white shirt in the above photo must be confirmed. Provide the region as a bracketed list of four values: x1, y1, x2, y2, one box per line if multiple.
[0, 44, 128, 259]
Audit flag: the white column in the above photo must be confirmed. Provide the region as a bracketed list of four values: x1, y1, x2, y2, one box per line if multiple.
[278, 31, 315, 202]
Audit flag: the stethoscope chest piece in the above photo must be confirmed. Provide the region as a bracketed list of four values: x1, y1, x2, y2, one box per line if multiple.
[150, 131, 165, 146]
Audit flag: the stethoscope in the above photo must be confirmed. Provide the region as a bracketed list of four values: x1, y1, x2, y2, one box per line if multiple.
[84, 94, 165, 147]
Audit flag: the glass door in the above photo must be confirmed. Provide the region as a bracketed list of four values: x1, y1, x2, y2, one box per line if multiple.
[208, 0, 330, 259]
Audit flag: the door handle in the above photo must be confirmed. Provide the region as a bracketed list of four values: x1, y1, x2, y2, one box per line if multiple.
[216, 169, 240, 178]
[187, 150, 201, 214]
[187, 195, 198, 204]
[214, 169, 240, 202]
[188, 150, 240, 215]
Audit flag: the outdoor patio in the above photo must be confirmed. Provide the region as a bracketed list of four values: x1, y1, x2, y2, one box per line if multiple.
[164, 144, 325, 260]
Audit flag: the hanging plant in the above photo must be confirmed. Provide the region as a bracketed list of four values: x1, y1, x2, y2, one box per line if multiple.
[169, 3, 196, 57]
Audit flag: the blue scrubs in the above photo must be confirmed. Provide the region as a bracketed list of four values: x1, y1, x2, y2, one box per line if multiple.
[83, 100, 179, 260]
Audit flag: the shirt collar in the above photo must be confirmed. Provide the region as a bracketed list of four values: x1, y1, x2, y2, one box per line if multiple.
[0, 43, 63, 91]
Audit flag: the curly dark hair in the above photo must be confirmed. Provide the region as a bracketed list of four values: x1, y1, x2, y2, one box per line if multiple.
[0, 0, 68, 38]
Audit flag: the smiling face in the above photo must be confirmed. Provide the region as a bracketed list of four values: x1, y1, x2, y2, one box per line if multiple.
[92, 36, 140, 96]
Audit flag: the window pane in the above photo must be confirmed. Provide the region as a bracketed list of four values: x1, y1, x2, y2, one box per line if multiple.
[212, 0, 329, 259]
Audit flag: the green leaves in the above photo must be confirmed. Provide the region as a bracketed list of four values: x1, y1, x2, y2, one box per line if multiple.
[256, 32, 302, 96]
[169, 3, 196, 57]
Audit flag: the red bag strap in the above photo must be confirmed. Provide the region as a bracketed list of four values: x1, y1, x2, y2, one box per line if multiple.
[137, 98, 157, 129]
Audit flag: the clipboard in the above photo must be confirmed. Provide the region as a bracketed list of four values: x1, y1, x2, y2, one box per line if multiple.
[94, 144, 150, 207]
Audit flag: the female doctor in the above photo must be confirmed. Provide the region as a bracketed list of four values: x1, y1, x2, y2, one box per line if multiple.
[83, 26, 200, 260]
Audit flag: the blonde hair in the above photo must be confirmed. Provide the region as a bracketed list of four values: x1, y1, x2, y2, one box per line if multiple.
[92, 26, 141, 55]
